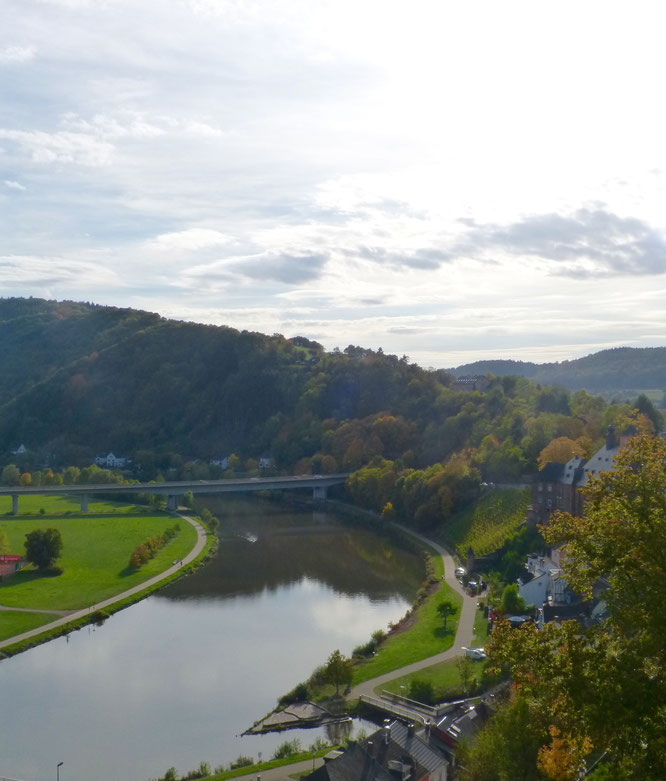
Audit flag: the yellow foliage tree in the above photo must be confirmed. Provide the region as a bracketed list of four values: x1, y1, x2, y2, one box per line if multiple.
[538, 437, 585, 470]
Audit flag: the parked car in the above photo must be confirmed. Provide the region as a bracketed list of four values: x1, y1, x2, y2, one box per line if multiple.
[455, 566, 466, 578]
[462, 646, 487, 661]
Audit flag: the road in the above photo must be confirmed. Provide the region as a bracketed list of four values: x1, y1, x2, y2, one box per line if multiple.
[0, 511, 207, 650]
[350, 523, 477, 699]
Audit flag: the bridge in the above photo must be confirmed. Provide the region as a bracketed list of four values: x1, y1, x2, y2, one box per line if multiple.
[0, 474, 349, 514]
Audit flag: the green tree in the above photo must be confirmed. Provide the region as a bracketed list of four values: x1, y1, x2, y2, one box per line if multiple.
[1, 464, 20, 486]
[63, 466, 81, 484]
[324, 649, 353, 695]
[437, 599, 457, 630]
[500, 583, 526, 615]
[409, 678, 435, 705]
[24, 528, 63, 570]
[0, 528, 9, 554]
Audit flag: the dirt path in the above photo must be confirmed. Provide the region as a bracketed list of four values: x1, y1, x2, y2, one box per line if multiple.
[0, 511, 207, 651]
[349, 524, 477, 699]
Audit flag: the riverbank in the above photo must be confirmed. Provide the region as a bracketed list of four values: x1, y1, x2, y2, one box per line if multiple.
[0, 508, 213, 656]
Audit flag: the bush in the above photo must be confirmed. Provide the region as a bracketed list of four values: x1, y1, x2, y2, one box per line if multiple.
[229, 756, 254, 770]
[272, 739, 301, 760]
[409, 678, 435, 705]
[129, 524, 181, 570]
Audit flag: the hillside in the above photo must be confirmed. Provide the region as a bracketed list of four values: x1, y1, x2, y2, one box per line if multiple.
[451, 346, 666, 396]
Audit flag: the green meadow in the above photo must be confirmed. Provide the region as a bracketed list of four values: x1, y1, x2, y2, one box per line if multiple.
[0, 510, 197, 611]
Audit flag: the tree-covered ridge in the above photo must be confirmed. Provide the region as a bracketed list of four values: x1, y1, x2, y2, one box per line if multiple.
[0, 299, 659, 524]
[452, 345, 666, 393]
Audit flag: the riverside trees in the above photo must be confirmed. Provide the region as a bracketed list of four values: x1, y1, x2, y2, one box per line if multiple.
[464, 435, 666, 780]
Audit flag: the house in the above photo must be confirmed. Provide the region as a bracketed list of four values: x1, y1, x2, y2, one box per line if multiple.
[517, 553, 572, 607]
[0, 554, 23, 581]
[209, 456, 229, 469]
[303, 721, 449, 781]
[11, 444, 27, 455]
[94, 452, 129, 469]
[432, 696, 494, 759]
[532, 425, 636, 524]
[258, 453, 274, 470]
[453, 375, 489, 393]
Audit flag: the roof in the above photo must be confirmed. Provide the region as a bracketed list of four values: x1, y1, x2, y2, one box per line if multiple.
[305, 722, 448, 781]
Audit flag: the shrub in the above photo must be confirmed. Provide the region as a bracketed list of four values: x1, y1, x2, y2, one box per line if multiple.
[409, 678, 435, 705]
[273, 739, 301, 760]
[229, 756, 254, 770]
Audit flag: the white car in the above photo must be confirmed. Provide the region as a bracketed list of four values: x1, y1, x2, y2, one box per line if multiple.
[455, 566, 466, 578]
[462, 646, 487, 661]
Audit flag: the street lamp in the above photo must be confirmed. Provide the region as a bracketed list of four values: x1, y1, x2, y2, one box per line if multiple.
[57, 761, 64, 781]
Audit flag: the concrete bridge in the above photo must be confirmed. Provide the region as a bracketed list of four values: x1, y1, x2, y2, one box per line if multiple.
[0, 474, 349, 514]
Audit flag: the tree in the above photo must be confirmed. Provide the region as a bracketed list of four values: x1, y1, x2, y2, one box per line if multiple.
[483, 435, 666, 778]
[324, 649, 353, 695]
[538, 437, 585, 470]
[500, 583, 526, 615]
[0, 528, 9, 554]
[1, 464, 20, 486]
[24, 528, 63, 570]
[437, 599, 457, 630]
[19, 472, 32, 486]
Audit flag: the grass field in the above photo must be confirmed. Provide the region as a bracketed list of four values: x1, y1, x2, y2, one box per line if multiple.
[439, 487, 530, 560]
[378, 654, 487, 700]
[351, 580, 463, 685]
[0, 511, 197, 610]
[0, 609, 59, 641]
[0, 494, 150, 516]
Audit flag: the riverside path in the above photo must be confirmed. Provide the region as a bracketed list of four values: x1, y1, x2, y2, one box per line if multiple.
[349, 523, 477, 700]
[0, 511, 207, 650]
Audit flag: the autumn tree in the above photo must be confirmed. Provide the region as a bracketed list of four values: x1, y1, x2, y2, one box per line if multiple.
[537, 437, 584, 470]
[1, 464, 20, 486]
[481, 434, 666, 778]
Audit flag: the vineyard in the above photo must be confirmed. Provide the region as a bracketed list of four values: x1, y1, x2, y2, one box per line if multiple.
[440, 487, 530, 559]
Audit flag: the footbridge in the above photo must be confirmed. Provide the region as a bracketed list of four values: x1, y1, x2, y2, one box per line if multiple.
[0, 474, 349, 514]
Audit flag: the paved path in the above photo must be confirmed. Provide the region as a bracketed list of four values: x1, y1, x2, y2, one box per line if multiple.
[225, 758, 325, 781]
[350, 524, 477, 699]
[0, 511, 207, 650]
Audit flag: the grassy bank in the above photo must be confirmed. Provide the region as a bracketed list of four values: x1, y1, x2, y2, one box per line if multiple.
[0, 609, 59, 639]
[352, 578, 462, 685]
[0, 512, 197, 610]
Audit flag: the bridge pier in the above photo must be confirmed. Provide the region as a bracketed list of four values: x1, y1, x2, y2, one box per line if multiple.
[80, 494, 89, 512]
[166, 494, 180, 512]
[12, 494, 18, 515]
[313, 485, 327, 501]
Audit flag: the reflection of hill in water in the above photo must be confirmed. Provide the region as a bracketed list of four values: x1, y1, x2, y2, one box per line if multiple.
[160, 498, 423, 602]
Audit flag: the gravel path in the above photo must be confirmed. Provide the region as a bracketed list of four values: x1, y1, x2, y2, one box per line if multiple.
[0, 511, 207, 650]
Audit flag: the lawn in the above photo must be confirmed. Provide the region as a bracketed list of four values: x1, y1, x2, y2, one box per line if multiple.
[0, 512, 197, 610]
[0, 494, 149, 516]
[0, 610, 58, 641]
[377, 654, 487, 701]
[352, 580, 463, 685]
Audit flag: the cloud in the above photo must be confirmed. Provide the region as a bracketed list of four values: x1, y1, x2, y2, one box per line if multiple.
[4, 180, 26, 191]
[0, 46, 35, 63]
[230, 252, 329, 284]
[458, 208, 666, 277]
[0, 254, 120, 287]
[0, 129, 114, 166]
[151, 228, 232, 251]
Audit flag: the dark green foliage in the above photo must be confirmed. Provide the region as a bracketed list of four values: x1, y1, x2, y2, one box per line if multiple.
[272, 739, 301, 760]
[129, 524, 180, 569]
[24, 527, 63, 570]
[437, 600, 457, 630]
[324, 649, 353, 695]
[408, 678, 435, 705]
[229, 755, 254, 770]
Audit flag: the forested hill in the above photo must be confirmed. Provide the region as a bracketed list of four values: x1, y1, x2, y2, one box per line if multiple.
[451, 346, 666, 393]
[0, 299, 660, 520]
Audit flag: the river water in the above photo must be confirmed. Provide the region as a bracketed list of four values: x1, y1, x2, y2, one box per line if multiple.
[0, 498, 423, 781]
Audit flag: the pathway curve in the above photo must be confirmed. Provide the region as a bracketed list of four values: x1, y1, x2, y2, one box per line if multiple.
[350, 524, 477, 699]
[0, 511, 207, 651]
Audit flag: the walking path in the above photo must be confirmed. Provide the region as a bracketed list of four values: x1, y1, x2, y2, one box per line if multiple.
[0, 511, 207, 650]
[350, 524, 477, 699]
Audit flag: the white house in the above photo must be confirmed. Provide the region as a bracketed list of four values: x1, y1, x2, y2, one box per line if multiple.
[209, 456, 229, 469]
[258, 453, 274, 470]
[518, 553, 569, 607]
[95, 452, 129, 468]
[11, 444, 26, 455]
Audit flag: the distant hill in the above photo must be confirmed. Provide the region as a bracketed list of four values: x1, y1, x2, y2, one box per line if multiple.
[451, 347, 666, 396]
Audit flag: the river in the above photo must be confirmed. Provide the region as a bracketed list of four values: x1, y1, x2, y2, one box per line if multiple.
[0, 498, 424, 781]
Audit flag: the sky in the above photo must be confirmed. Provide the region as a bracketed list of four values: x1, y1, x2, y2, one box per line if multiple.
[1, 0, 665, 368]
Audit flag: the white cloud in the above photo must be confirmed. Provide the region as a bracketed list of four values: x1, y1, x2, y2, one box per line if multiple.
[0, 45, 35, 63]
[0, 128, 114, 166]
[151, 229, 232, 251]
[4, 179, 26, 191]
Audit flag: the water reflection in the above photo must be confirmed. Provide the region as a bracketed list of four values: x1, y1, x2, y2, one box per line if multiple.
[0, 499, 422, 781]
